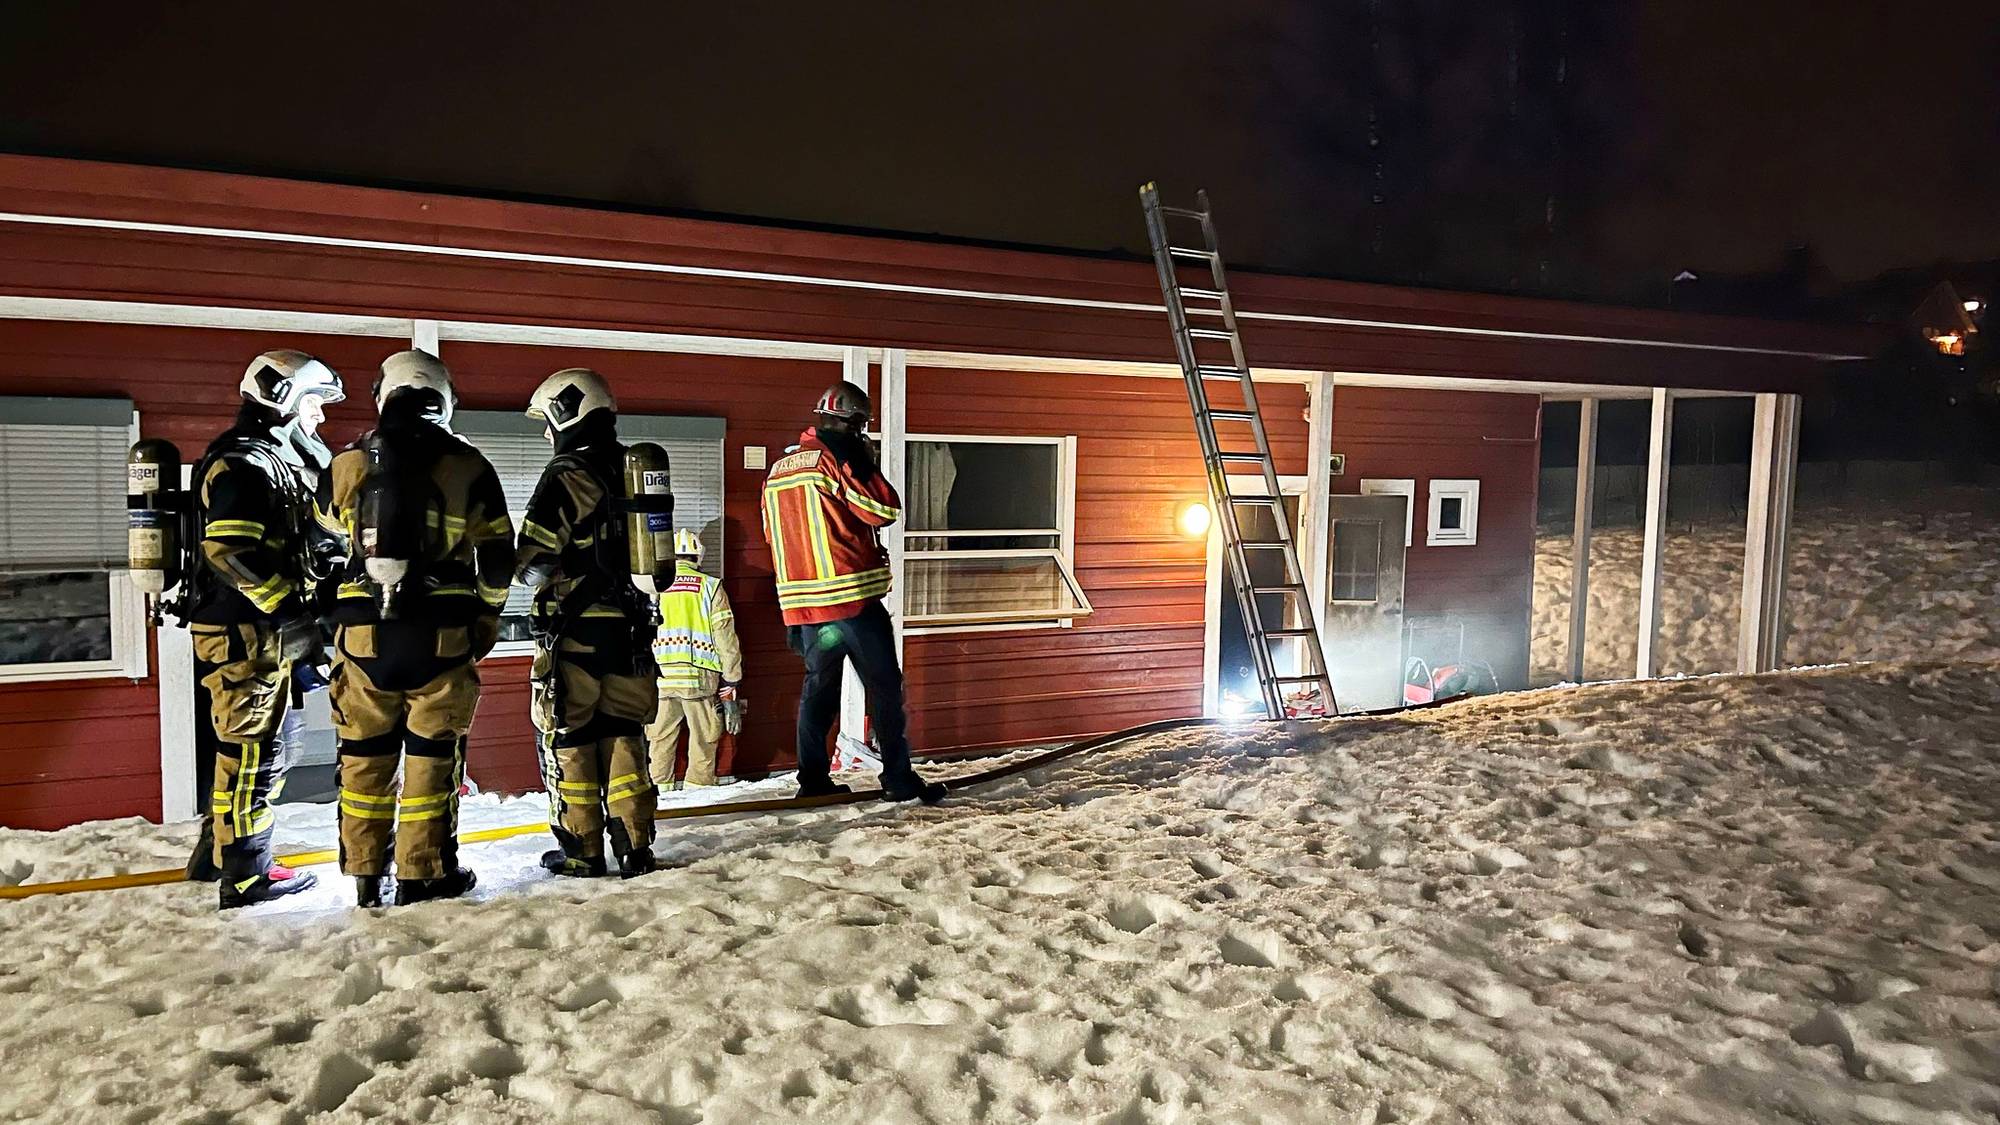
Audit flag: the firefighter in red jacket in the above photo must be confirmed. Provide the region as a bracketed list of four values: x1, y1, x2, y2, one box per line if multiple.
[761, 381, 945, 804]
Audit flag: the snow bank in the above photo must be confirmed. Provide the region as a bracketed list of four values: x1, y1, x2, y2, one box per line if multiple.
[1532, 501, 2000, 682]
[6, 663, 2000, 1122]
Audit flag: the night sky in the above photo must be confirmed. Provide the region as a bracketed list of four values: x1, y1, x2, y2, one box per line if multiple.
[2, 2, 1993, 306]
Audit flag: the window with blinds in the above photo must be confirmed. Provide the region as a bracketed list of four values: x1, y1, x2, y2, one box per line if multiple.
[452, 411, 726, 644]
[0, 397, 140, 676]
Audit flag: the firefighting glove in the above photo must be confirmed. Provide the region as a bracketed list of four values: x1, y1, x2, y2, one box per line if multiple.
[275, 613, 323, 666]
[470, 615, 501, 661]
[719, 683, 744, 736]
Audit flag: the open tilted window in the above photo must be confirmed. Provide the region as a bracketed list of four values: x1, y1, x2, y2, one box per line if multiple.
[0, 397, 146, 682]
[453, 410, 725, 652]
[902, 434, 1090, 629]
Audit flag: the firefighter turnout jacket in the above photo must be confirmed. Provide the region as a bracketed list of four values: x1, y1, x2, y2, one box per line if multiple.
[761, 427, 902, 625]
[316, 422, 516, 633]
[653, 558, 743, 698]
[189, 423, 320, 625]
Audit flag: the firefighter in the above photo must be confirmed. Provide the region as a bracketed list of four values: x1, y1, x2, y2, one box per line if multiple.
[516, 368, 660, 879]
[645, 529, 744, 789]
[761, 381, 945, 804]
[188, 349, 346, 908]
[317, 349, 514, 907]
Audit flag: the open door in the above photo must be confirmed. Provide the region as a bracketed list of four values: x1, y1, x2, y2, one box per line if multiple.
[1321, 494, 1408, 712]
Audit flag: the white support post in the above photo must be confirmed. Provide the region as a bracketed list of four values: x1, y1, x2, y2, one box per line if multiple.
[838, 347, 874, 764]
[412, 318, 441, 355]
[1739, 393, 1801, 673]
[1567, 398, 1599, 682]
[156, 622, 197, 822]
[880, 348, 908, 658]
[1635, 388, 1674, 679]
[1302, 373, 1337, 640]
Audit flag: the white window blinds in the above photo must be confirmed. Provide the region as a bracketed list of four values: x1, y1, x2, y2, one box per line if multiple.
[453, 411, 727, 620]
[0, 398, 132, 572]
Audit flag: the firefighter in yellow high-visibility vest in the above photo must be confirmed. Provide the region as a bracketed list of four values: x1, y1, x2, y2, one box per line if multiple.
[645, 529, 744, 788]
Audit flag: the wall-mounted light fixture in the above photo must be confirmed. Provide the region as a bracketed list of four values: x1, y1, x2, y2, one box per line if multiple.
[1179, 501, 1212, 538]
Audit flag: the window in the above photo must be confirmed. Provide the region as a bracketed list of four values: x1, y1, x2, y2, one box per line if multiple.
[0, 397, 147, 682]
[902, 434, 1090, 629]
[1329, 518, 1384, 602]
[1426, 478, 1481, 547]
[453, 410, 726, 649]
[1359, 478, 1416, 547]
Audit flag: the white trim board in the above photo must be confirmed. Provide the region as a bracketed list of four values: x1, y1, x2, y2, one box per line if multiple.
[0, 210, 1868, 360]
[0, 296, 1780, 400]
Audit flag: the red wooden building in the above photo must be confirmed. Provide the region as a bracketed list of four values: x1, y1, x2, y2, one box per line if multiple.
[0, 157, 1875, 829]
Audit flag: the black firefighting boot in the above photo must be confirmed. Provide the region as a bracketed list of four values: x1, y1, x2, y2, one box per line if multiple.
[354, 875, 388, 908]
[394, 867, 477, 906]
[619, 847, 657, 879]
[541, 850, 608, 878]
[882, 775, 948, 806]
[185, 819, 220, 883]
[219, 864, 318, 910]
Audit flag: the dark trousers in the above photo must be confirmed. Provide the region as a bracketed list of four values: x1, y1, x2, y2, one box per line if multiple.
[790, 601, 915, 787]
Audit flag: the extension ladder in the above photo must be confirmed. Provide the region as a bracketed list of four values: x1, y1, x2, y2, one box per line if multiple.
[1139, 183, 1338, 719]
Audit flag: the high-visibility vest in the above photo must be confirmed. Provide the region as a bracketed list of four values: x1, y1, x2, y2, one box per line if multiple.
[653, 561, 734, 692]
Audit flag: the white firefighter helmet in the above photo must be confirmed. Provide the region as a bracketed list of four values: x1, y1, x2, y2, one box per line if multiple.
[672, 528, 703, 564]
[240, 350, 345, 415]
[814, 380, 871, 427]
[527, 368, 616, 432]
[375, 349, 456, 422]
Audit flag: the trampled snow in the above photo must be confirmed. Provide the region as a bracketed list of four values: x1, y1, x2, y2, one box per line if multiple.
[6, 662, 2000, 1122]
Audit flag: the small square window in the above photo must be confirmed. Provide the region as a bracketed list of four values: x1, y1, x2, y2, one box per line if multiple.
[1426, 479, 1480, 547]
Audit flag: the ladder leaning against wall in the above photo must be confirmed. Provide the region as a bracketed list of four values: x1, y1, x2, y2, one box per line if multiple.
[1138, 182, 1338, 720]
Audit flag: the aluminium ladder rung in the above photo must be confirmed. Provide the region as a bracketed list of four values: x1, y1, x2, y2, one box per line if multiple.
[1169, 246, 1216, 261]
[1179, 286, 1226, 301]
[1262, 628, 1319, 639]
[1238, 540, 1292, 549]
[1251, 584, 1308, 596]
[1160, 205, 1209, 221]
[1227, 494, 1282, 506]
[1207, 409, 1257, 421]
[1196, 365, 1245, 381]
[1187, 327, 1235, 340]
[1216, 450, 1268, 463]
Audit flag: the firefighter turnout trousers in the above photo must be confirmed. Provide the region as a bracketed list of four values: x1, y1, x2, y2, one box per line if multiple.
[192, 622, 295, 883]
[532, 617, 658, 860]
[329, 622, 481, 881]
[647, 695, 726, 787]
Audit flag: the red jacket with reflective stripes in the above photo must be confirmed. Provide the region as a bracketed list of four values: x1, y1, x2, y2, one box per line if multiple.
[760, 428, 901, 626]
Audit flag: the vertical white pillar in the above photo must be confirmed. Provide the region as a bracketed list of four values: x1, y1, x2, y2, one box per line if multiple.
[156, 622, 197, 822]
[412, 318, 441, 355]
[837, 347, 874, 763]
[1567, 397, 1599, 682]
[1302, 373, 1337, 642]
[879, 348, 908, 659]
[1739, 393, 1801, 672]
[1635, 388, 1674, 679]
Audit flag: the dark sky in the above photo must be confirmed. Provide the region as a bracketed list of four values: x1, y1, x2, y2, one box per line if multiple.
[2, 1, 1994, 305]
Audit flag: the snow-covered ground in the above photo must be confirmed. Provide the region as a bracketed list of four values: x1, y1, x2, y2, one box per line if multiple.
[6, 662, 2000, 1122]
[1532, 499, 2000, 683]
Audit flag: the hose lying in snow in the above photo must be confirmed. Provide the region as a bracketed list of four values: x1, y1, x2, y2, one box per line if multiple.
[0, 696, 1465, 902]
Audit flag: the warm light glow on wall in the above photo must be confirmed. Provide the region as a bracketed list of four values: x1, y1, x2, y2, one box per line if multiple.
[1179, 501, 1212, 538]
[1934, 333, 1965, 356]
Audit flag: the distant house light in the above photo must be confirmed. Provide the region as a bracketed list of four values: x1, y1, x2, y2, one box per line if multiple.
[1966, 299, 1985, 314]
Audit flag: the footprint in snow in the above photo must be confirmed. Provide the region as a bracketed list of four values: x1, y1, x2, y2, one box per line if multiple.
[1373, 974, 1459, 1021]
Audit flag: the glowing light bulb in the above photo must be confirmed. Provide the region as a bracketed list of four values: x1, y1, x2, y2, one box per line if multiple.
[1179, 501, 1212, 538]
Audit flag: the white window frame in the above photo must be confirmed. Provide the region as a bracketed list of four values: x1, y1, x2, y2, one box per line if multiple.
[901, 432, 1089, 634]
[1426, 478, 1481, 547]
[454, 409, 727, 659]
[0, 404, 149, 684]
[1359, 478, 1417, 547]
